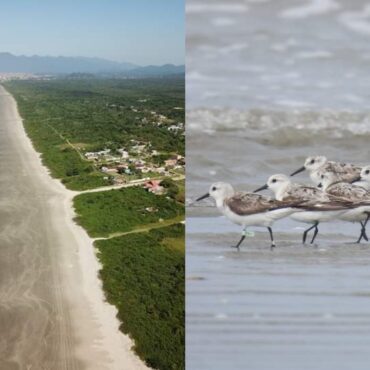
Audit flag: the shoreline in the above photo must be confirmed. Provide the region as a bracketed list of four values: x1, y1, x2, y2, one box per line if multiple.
[1, 85, 149, 369]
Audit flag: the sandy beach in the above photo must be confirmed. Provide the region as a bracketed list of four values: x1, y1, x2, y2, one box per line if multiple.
[0, 85, 148, 369]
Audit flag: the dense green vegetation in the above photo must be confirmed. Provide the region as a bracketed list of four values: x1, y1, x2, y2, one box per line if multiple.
[4, 78, 185, 369]
[96, 224, 184, 370]
[74, 187, 184, 237]
[4, 78, 184, 190]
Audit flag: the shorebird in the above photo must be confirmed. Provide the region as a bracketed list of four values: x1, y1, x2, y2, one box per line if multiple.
[254, 174, 353, 244]
[290, 156, 361, 186]
[351, 165, 370, 191]
[318, 171, 370, 243]
[195, 182, 302, 249]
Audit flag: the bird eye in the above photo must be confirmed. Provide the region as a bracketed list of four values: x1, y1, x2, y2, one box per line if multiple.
[212, 186, 217, 191]
[366, 170, 370, 175]
[272, 179, 277, 183]
[310, 159, 315, 164]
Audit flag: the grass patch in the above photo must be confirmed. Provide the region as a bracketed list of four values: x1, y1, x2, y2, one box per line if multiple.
[95, 224, 184, 370]
[73, 187, 184, 237]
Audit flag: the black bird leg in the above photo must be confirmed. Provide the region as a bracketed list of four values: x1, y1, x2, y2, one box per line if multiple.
[302, 222, 318, 244]
[356, 213, 370, 243]
[231, 235, 245, 250]
[356, 222, 368, 243]
[310, 222, 319, 244]
[267, 227, 275, 248]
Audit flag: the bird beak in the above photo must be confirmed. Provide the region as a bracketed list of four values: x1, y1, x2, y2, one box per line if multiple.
[350, 176, 361, 184]
[317, 183, 323, 188]
[290, 166, 306, 176]
[196, 193, 210, 201]
[253, 184, 268, 193]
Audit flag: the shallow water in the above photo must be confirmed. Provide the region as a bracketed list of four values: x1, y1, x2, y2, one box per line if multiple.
[187, 0, 370, 368]
[186, 217, 370, 370]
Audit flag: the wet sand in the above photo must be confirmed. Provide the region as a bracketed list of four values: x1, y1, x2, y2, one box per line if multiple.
[186, 215, 370, 370]
[0, 86, 148, 369]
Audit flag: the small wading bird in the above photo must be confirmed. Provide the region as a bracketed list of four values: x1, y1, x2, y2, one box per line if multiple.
[351, 165, 370, 191]
[254, 174, 355, 244]
[290, 156, 361, 186]
[195, 182, 303, 249]
[318, 171, 370, 243]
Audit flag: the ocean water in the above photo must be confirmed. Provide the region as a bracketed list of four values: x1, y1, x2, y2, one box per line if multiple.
[186, 1, 370, 369]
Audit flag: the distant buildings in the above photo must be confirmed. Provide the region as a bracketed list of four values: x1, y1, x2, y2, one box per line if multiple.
[144, 180, 164, 195]
[0, 73, 50, 82]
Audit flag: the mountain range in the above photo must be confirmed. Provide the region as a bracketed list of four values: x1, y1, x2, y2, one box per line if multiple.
[0, 52, 184, 76]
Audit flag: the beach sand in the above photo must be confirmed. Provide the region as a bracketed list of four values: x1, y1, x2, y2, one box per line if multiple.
[0, 85, 148, 369]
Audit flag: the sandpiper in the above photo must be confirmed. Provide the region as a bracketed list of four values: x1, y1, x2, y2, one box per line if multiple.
[254, 174, 354, 244]
[318, 171, 370, 243]
[351, 165, 370, 191]
[290, 156, 361, 186]
[196, 182, 302, 249]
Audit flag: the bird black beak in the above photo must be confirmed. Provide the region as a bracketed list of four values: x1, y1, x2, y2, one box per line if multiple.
[253, 184, 268, 193]
[350, 176, 361, 184]
[317, 183, 323, 188]
[290, 166, 306, 176]
[196, 193, 210, 201]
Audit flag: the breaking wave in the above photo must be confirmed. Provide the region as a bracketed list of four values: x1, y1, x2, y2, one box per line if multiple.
[187, 108, 370, 142]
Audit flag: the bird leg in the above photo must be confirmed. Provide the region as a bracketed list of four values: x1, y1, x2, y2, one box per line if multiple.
[231, 231, 246, 250]
[303, 223, 318, 244]
[356, 214, 370, 243]
[310, 222, 319, 244]
[267, 227, 275, 249]
[356, 223, 366, 243]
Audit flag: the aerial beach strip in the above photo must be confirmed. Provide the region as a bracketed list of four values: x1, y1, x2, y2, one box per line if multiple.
[2, 79, 185, 369]
[0, 84, 148, 369]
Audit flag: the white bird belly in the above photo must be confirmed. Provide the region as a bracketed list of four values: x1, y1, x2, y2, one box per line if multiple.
[291, 210, 345, 224]
[223, 207, 295, 228]
[339, 206, 370, 222]
[353, 181, 370, 191]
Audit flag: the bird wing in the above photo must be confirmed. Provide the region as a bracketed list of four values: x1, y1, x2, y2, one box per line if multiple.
[288, 184, 330, 202]
[327, 183, 370, 205]
[285, 184, 354, 210]
[325, 162, 361, 182]
[226, 192, 298, 216]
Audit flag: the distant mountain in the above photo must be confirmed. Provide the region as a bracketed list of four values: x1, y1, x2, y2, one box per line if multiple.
[127, 64, 185, 77]
[0, 52, 184, 77]
[0, 52, 137, 74]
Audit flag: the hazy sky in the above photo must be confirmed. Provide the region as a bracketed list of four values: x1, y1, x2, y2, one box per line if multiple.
[0, 0, 184, 65]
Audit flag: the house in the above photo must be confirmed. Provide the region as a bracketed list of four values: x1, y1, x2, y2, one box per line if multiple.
[168, 125, 180, 132]
[141, 167, 150, 174]
[85, 152, 98, 160]
[144, 180, 164, 195]
[152, 167, 166, 175]
[98, 149, 111, 156]
[113, 178, 125, 185]
[164, 159, 177, 168]
[131, 144, 146, 153]
[117, 148, 129, 159]
[135, 163, 145, 171]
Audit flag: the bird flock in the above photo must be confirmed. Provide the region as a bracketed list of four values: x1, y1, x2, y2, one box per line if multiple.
[196, 156, 370, 249]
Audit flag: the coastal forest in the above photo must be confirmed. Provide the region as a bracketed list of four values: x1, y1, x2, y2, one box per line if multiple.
[5, 77, 185, 370]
